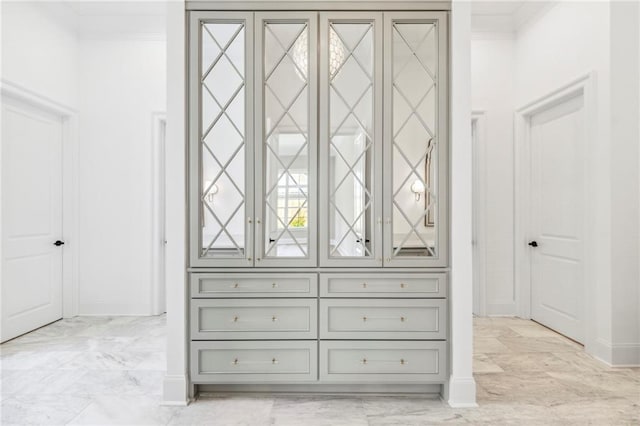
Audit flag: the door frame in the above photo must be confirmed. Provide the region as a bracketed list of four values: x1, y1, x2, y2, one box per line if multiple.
[151, 112, 167, 315]
[514, 72, 595, 344]
[0, 79, 79, 318]
[471, 110, 487, 317]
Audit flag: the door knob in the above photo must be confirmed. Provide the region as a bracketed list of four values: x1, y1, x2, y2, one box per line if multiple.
[53, 240, 65, 247]
[528, 241, 538, 247]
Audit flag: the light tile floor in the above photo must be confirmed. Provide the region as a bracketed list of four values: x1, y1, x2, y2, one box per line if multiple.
[1, 315, 638, 425]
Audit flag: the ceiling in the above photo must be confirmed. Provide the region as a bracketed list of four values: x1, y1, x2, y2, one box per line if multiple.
[40, 1, 167, 38]
[471, 0, 557, 34]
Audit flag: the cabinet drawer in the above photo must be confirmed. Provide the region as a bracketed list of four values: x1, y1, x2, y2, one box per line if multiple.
[320, 299, 446, 339]
[191, 299, 317, 340]
[319, 341, 446, 382]
[191, 273, 317, 298]
[191, 341, 318, 383]
[320, 273, 446, 298]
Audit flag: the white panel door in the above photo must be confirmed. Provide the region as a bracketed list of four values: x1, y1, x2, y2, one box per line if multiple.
[529, 94, 585, 343]
[1, 100, 63, 342]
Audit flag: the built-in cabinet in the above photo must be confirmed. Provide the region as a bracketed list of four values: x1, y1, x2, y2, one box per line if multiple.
[188, 7, 449, 392]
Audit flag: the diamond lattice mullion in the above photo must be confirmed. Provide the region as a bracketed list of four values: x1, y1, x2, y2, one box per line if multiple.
[392, 145, 429, 199]
[329, 197, 373, 257]
[392, 200, 433, 256]
[393, 24, 437, 82]
[392, 24, 435, 81]
[202, 140, 246, 198]
[330, 198, 373, 256]
[396, 87, 435, 139]
[202, 199, 245, 256]
[329, 140, 373, 203]
[264, 24, 308, 82]
[203, 199, 244, 253]
[203, 24, 245, 82]
[392, 83, 435, 140]
[393, 84, 435, 139]
[202, 82, 245, 140]
[202, 23, 244, 82]
[265, 83, 308, 140]
[203, 83, 245, 139]
[330, 84, 373, 141]
[329, 24, 373, 81]
[329, 83, 373, 139]
[264, 140, 308, 199]
[264, 200, 308, 256]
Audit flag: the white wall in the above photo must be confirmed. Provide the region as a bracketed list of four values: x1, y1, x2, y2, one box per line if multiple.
[77, 37, 166, 315]
[472, 1, 639, 365]
[448, 0, 477, 407]
[515, 1, 613, 360]
[1, 2, 79, 108]
[609, 0, 640, 366]
[471, 2, 611, 324]
[470, 35, 516, 315]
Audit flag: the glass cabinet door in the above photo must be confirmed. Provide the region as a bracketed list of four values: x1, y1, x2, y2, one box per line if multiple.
[319, 13, 382, 267]
[189, 12, 254, 267]
[383, 12, 448, 267]
[254, 12, 318, 267]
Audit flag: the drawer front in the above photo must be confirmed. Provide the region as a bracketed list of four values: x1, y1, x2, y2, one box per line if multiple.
[320, 299, 446, 339]
[191, 299, 317, 340]
[319, 341, 447, 382]
[191, 341, 318, 383]
[191, 273, 317, 298]
[320, 273, 446, 298]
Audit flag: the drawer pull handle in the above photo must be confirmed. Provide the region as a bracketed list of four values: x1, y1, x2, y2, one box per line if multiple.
[228, 283, 282, 290]
[361, 316, 407, 321]
[356, 282, 412, 288]
[231, 358, 279, 365]
[361, 358, 408, 365]
[231, 316, 281, 322]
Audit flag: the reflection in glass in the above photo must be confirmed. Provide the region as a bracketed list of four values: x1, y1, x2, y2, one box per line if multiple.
[328, 22, 374, 258]
[391, 21, 438, 257]
[263, 22, 310, 257]
[200, 22, 247, 258]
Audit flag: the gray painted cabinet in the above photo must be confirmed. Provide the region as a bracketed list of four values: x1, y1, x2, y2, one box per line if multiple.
[188, 6, 449, 394]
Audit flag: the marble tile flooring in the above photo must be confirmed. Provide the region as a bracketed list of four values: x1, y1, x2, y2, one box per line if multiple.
[1, 315, 638, 425]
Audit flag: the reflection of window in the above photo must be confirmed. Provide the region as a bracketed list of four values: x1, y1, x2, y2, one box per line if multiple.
[277, 171, 308, 229]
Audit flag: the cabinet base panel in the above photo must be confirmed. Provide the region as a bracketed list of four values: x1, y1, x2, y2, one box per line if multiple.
[196, 383, 442, 396]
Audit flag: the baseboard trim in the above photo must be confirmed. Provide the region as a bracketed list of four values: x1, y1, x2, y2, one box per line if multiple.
[587, 338, 612, 365]
[588, 339, 640, 367]
[611, 343, 640, 366]
[197, 383, 442, 396]
[446, 376, 478, 407]
[162, 374, 190, 406]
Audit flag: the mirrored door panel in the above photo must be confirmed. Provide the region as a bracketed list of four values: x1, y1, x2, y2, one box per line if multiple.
[319, 13, 382, 266]
[255, 13, 317, 266]
[190, 12, 254, 267]
[383, 12, 448, 267]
